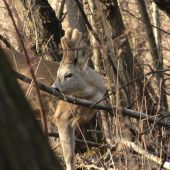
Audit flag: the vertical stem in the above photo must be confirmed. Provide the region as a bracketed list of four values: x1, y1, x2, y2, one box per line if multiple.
[3, 0, 48, 135]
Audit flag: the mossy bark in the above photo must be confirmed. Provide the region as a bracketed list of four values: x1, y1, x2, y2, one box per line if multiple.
[14, 0, 62, 61]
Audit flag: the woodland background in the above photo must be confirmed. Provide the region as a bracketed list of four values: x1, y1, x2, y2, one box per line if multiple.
[1, 0, 170, 169]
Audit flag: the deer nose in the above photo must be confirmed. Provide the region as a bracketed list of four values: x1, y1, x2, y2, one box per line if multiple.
[51, 84, 61, 92]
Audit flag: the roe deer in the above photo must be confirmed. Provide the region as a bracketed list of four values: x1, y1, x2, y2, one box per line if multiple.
[4, 27, 106, 170]
[51, 28, 106, 170]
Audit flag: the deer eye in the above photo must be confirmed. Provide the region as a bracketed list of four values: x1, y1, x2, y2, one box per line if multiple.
[65, 73, 73, 78]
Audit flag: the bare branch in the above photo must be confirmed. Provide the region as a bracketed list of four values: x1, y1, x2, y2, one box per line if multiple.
[14, 71, 170, 128]
[58, 0, 66, 20]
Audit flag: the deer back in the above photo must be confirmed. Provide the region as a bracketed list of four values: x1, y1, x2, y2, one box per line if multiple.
[3, 48, 59, 118]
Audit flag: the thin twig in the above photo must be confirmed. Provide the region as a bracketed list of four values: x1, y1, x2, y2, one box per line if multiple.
[93, 67, 170, 105]
[3, 0, 47, 136]
[0, 34, 14, 49]
[121, 8, 170, 36]
[58, 0, 66, 20]
[93, 148, 107, 170]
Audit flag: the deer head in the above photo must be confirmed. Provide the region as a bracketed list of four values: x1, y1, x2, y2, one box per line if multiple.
[51, 28, 104, 100]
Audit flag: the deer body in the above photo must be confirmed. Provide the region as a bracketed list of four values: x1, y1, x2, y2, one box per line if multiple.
[4, 28, 106, 170]
[55, 101, 96, 170]
[4, 48, 59, 118]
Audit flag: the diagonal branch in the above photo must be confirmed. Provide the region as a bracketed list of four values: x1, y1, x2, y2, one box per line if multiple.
[121, 8, 170, 36]
[14, 71, 170, 128]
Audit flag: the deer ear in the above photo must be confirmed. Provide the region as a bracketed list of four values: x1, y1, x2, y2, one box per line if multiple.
[77, 40, 89, 66]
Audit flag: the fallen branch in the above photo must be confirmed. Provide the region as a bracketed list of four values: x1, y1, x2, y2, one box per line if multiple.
[119, 138, 170, 169]
[48, 132, 105, 148]
[14, 71, 170, 128]
[49, 132, 170, 169]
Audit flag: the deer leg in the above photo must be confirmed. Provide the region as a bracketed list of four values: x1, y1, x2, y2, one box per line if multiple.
[57, 120, 75, 170]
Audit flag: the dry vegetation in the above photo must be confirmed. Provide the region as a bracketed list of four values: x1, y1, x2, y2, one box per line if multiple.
[1, 0, 170, 169]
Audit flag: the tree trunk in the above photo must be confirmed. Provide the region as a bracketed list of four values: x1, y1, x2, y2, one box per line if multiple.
[87, 0, 102, 73]
[97, 0, 133, 107]
[137, 0, 160, 76]
[152, 0, 170, 19]
[137, 0, 168, 110]
[105, 0, 134, 81]
[14, 0, 62, 61]
[152, 3, 162, 56]
[0, 47, 63, 170]
[66, 0, 88, 39]
[58, 0, 66, 20]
